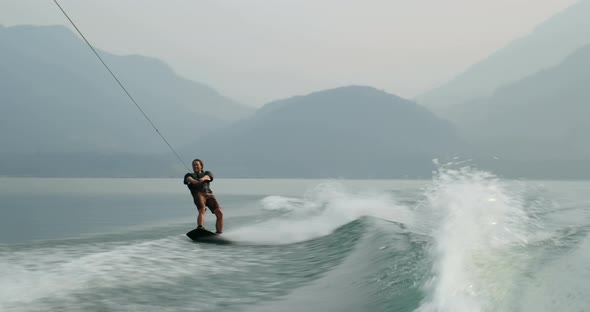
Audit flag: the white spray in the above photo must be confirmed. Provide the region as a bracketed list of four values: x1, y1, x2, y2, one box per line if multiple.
[226, 181, 414, 244]
[416, 166, 532, 312]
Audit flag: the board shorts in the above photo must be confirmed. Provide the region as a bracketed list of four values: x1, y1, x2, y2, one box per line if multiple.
[193, 191, 221, 213]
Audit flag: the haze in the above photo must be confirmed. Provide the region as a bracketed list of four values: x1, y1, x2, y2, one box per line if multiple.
[0, 0, 577, 106]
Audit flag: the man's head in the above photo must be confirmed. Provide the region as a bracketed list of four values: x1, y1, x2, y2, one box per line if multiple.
[192, 159, 203, 173]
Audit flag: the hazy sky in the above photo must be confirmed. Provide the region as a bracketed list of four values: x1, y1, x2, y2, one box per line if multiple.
[0, 0, 578, 106]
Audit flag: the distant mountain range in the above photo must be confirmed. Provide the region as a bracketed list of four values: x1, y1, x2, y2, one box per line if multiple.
[2, 17, 590, 178]
[185, 86, 467, 178]
[417, 0, 590, 116]
[0, 25, 252, 156]
[455, 44, 590, 178]
[412, 1, 590, 178]
[0, 25, 254, 177]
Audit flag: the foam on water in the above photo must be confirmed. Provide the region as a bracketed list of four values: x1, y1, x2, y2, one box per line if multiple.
[260, 195, 305, 211]
[416, 166, 536, 312]
[224, 182, 414, 244]
[0, 237, 215, 311]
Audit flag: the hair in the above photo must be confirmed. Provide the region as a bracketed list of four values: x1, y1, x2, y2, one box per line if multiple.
[192, 159, 203, 167]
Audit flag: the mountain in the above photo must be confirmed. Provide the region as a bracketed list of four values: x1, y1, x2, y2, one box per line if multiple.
[184, 86, 468, 178]
[417, 0, 590, 115]
[0, 25, 253, 176]
[459, 44, 590, 178]
[0, 25, 252, 154]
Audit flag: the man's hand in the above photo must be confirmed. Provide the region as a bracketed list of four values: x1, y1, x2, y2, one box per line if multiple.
[199, 175, 211, 182]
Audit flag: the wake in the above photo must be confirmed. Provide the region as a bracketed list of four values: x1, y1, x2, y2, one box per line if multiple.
[223, 181, 415, 245]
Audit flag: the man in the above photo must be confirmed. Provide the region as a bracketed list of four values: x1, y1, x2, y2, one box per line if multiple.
[184, 159, 224, 233]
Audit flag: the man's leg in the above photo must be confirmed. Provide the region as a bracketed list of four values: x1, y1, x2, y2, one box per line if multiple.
[206, 195, 224, 233]
[197, 207, 207, 228]
[195, 193, 207, 228]
[213, 208, 224, 233]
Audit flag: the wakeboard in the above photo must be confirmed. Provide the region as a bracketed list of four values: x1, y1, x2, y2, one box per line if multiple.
[186, 228, 232, 245]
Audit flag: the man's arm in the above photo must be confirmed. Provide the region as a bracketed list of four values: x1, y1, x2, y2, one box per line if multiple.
[184, 173, 204, 184]
[183, 173, 193, 185]
[204, 171, 214, 182]
[186, 176, 200, 184]
[184, 173, 210, 185]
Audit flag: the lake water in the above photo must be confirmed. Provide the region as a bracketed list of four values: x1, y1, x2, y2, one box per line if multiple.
[1, 168, 589, 311]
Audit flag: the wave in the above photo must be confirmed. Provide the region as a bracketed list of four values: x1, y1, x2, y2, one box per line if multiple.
[223, 181, 414, 245]
[0, 236, 219, 311]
